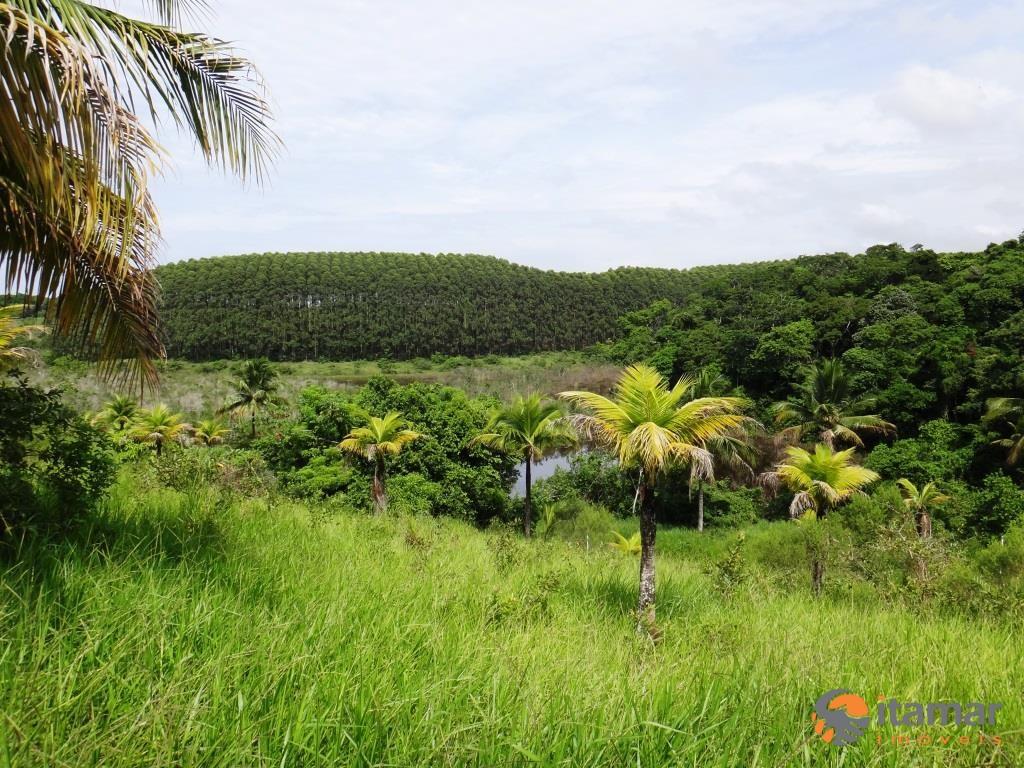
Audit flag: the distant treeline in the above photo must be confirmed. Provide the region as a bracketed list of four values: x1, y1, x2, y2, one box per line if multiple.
[155, 243, 1024, 383]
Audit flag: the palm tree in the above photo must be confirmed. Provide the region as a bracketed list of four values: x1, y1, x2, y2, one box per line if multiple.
[221, 360, 282, 437]
[472, 394, 577, 537]
[771, 359, 895, 448]
[561, 364, 748, 628]
[683, 368, 758, 532]
[339, 412, 423, 514]
[0, 305, 46, 371]
[194, 417, 230, 447]
[771, 444, 879, 595]
[91, 394, 138, 434]
[896, 479, 949, 539]
[131, 404, 189, 456]
[0, 1, 276, 383]
[983, 397, 1024, 466]
[693, 433, 757, 532]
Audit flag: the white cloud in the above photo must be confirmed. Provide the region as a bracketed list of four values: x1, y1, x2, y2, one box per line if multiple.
[136, 0, 1024, 269]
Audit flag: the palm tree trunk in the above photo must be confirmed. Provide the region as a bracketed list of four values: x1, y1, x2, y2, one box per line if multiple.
[372, 458, 387, 514]
[916, 511, 932, 538]
[523, 456, 533, 538]
[812, 558, 824, 597]
[637, 483, 657, 630]
[251, 410, 256, 437]
[697, 481, 704, 532]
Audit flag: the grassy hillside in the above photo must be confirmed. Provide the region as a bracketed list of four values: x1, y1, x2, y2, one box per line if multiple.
[0, 473, 1019, 767]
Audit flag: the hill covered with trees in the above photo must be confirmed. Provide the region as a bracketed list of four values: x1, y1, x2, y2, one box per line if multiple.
[156, 242, 1024, 381]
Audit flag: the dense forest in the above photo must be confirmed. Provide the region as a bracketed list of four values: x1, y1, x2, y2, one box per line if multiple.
[157, 244, 1024, 395]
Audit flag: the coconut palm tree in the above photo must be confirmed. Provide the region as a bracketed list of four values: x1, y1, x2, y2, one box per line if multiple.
[693, 433, 757, 532]
[472, 394, 577, 537]
[983, 397, 1024, 467]
[560, 364, 748, 628]
[771, 359, 895, 448]
[91, 394, 138, 435]
[771, 444, 879, 594]
[221, 360, 282, 437]
[131, 404, 189, 456]
[0, 305, 46, 371]
[895, 478, 949, 539]
[339, 412, 423, 514]
[193, 417, 230, 447]
[0, 1, 276, 383]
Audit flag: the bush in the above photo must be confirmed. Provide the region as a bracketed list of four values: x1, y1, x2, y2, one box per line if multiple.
[388, 473, 443, 516]
[532, 453, 635, 516]
[282, 451, 357, 501]
[153, 447, 219, 494]
[969, 472, 1024, 537]
[0, 376, 115, 534]
[699, 482, 763, 528]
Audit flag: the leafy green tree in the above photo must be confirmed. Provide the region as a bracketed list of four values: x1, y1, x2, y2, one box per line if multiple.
[472, 394, 576, 537]
[339, 412, 423, 514]
[896, 478, 949, 539]
[0, 0, 275, 381]
[749, 319, 815, 396]
[770, 444, 879, 594]
[771, 359, 895, 447]
[561, 364, 747, 628]
[131, 404, 188, 457]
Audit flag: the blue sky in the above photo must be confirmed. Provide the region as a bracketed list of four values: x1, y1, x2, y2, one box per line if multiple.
[149, 1, 1024, 270]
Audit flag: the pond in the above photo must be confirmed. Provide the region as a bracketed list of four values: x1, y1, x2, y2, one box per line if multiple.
[512, 453, 575, 497]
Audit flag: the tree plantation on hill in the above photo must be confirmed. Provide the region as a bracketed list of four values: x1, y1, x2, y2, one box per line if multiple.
[155, 241, 1024, 373]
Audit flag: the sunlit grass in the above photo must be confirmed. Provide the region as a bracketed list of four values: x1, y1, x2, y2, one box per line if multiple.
[0, 477, 1020, 766]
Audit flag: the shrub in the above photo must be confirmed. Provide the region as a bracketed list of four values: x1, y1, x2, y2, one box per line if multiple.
[0, 376, 115, 534]
[388, 473, 443, 516]
[699, 482, 763, 528]
[283, 452, 357, 501]
[969, 473, 1024, 537]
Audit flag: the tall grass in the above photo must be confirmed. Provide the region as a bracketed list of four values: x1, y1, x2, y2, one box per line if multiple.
[0, 477, 1020, 766]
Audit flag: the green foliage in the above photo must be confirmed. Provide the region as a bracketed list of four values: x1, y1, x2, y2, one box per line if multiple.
[749, 319, 815, 396]
[533, 453, 636, 516]
[151, 243, 1022, 388]
[697, 482, 762, 528]
[864, 419, 977, 485]
[387, 473, 444, 516]
[971, 472, 1024, 537]
[0, 376, 114, 533]
[712, 533, 748, 592]
[152, 448, 220, 495]
[283, 451, 357, 501]
[608, 530, 642, 555]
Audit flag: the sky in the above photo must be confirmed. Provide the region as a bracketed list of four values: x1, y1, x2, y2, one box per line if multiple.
[146, 0, 1024, 271]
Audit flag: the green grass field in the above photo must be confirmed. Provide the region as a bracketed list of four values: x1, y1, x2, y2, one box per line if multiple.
[1, 475, 1019, 767]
